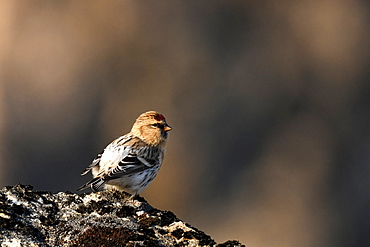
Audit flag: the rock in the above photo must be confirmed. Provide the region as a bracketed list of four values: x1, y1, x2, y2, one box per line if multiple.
[0, 184, 244, 247]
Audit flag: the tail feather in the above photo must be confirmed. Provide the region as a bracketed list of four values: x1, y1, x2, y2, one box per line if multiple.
[91, 178, 106, 192]
[77, 177, 106, 192]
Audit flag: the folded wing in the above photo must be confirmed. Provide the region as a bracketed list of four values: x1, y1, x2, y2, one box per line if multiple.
[78, 148, 160, 192]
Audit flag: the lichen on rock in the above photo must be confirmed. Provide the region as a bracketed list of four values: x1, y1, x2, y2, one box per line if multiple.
[0, 184, 244, 247]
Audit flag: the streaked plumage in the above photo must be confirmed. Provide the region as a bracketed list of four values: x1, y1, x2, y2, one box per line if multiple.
[78, 111, 172, 195]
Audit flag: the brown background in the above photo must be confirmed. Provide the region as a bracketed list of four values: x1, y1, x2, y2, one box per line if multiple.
[0, 1, 369, 246]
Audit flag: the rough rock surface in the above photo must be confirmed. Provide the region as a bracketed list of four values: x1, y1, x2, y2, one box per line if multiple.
[0, 184, 244, 247]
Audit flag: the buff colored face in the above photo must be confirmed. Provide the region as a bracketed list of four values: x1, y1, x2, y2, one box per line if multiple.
[131, 112, 172, 146]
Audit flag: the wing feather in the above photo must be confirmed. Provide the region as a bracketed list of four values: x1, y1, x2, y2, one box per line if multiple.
[80, 154, 102, 176]
[78, 135, 163, 192]
[105, 149, 160, 180]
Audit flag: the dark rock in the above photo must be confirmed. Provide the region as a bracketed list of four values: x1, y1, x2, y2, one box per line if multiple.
[0, 184, 245, 246]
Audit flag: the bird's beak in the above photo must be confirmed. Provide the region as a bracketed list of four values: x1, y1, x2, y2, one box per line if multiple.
[163, 125, 172, 132]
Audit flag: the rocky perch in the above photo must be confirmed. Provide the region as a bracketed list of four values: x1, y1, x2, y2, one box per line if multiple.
[0, 184, 244, 247]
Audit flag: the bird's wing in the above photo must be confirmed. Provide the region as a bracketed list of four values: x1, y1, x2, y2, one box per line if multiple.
[101, 147, 161, 180]
[80, 135, 133, 176]
[77, 136, 162, 192]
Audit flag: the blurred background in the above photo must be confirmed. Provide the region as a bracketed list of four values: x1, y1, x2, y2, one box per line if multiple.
[0, 0, 369, 246]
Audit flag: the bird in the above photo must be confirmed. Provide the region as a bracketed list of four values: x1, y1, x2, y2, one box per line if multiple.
[77, 110, 172, 196]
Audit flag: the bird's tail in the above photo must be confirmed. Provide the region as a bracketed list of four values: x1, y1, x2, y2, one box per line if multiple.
[77, 177, 106, 192]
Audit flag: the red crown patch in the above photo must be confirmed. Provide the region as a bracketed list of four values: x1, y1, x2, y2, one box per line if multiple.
[154, 114, 165, 121]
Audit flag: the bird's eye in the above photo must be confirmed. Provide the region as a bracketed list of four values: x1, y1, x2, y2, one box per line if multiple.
[152, 123, 158, 128]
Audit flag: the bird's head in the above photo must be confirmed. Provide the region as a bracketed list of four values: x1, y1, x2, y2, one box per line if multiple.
[131, 111, 172, 146]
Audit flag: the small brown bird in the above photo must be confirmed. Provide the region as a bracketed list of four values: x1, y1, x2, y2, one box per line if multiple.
[78, 111, 172, 196]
